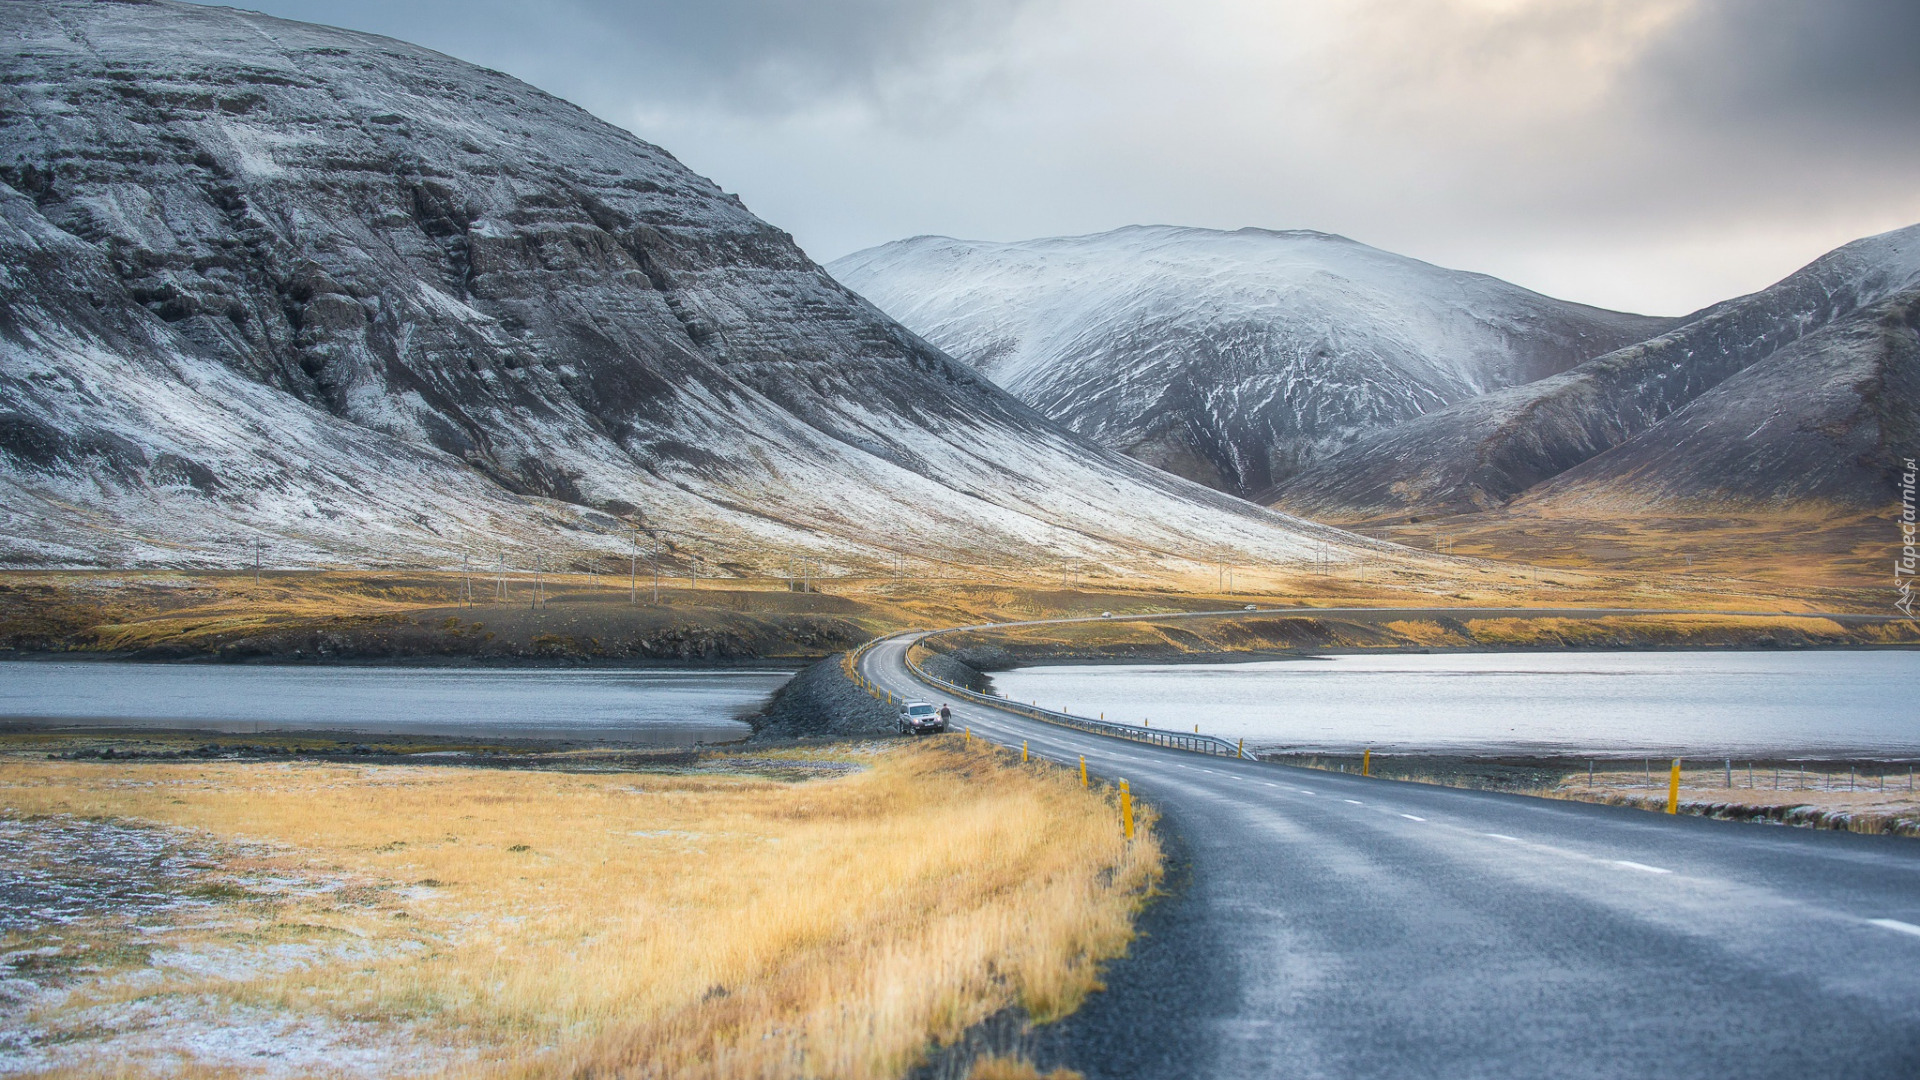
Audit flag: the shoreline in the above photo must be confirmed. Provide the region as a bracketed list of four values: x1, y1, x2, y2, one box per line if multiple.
[0, 647, 813, 669]
[971, 639, 1920, 671]
[1251, 753, 1920, 838]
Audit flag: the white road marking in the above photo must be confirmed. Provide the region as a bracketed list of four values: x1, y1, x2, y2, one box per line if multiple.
[1344, 799, 1364, 805]
[1485, 833, 1521, 842]
[1613, 861, 1672, 875]
[1264, 783, 1277, 788]
[1869, 918, 1920, 938]
[1299, 790, 1316, 795]
[1400, 814, 1426, 822]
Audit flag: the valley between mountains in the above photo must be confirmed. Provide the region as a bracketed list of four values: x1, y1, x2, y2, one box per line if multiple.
[0, 0, 1908, 626]
[2, 6, 1917, 1080]
[833, 225, 1920, 591]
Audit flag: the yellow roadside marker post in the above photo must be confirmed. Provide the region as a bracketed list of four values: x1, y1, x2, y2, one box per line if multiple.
[1238, 738, 1245, 759]
[965, 726, 971, 745]
[1080, 755, 1088, 788]
[1022, 740, 1029, 763]
[1363, 748, 1372, 777]
[1120, 779, 1134, 841]
[1667, 758, 1682, 814]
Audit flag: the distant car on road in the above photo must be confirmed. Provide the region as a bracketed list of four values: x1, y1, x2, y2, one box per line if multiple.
[897, 701, 947, 735]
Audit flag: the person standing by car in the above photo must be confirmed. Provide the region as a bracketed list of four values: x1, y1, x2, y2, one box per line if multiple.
[938, 703, 952, 727]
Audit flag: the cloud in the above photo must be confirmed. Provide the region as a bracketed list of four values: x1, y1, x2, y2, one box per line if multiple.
[1637, 0, 1920, 145]
[214, 0, 1920, 314]
[235, 0, 1043, 112]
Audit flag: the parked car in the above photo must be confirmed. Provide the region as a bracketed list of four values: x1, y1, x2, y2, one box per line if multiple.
[897, 701, 947, 735]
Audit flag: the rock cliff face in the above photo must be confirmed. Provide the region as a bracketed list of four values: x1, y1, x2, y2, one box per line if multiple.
[830, 227, 1670, 498]
[1268, 226, 1920, 521]
[0, 1, 1364, 572]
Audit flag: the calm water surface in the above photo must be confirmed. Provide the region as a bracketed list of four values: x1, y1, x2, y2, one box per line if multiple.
[990, 651, 1920, 756]
[0, 662, 793, 744]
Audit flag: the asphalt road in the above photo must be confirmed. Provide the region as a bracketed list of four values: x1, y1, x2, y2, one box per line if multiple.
[859, 633, 1920, 1079]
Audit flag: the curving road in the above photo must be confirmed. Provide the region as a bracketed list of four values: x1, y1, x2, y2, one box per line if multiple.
[858, 630, 1920, 1079]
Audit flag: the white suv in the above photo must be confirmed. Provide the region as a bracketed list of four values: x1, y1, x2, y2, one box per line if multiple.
[897, 701, 947, 735]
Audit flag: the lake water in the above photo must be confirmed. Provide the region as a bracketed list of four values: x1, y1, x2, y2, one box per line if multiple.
[989, 651, 1920, 758]
[0, 662, 794, 745]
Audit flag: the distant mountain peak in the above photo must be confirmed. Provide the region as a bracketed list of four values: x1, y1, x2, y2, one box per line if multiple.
[831, 226, 1671, 498]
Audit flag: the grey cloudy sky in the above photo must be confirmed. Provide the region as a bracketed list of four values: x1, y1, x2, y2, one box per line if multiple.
[218, 0, 1919, 315]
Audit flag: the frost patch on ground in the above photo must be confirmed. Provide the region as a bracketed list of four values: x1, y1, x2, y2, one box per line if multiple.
[0, 813, 464, 1077]
[2, 995, 462, 1078]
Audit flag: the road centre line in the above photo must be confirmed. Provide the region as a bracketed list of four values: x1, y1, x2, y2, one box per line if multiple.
[1401, 814, 1427, 821]
[1613, 861, 1673, 875]
[1870, 918, 1920, 938]
[1344, 799, 1364, 805]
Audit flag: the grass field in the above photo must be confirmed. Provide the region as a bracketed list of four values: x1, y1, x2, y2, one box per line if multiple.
[1, 547, 1901, 666]
[0, 739, 1156, 1079]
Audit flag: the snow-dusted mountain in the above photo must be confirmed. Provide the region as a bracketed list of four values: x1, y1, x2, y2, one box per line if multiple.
[829, 227, 1670, 498]
[1270, 225, 1920, 521]
[0, 1, 1373, 574]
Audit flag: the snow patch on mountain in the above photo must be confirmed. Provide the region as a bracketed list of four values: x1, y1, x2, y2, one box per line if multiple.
[831, 226, 1670, 497]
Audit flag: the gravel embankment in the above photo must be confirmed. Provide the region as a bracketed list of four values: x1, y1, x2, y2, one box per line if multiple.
[914, 650, 996, 694]
[751, 652, 899, 740]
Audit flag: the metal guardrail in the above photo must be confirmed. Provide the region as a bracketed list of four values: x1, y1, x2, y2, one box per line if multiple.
[899, 638, 1246, 759]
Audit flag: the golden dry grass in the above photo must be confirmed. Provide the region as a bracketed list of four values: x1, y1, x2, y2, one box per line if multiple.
[2, 529, 1903, 666]
[928, 609, 1916, 664]
[0, 741, 1159, 1079]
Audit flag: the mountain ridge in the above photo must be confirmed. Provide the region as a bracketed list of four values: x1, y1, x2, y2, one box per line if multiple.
[830, 225, 1674, 498]
[1267, 223, 1920, 521]
[0, 0, 1372, 575]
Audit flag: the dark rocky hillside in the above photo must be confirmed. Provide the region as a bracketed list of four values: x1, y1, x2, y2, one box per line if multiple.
[1268, 225, 1920, 521]
[0, 0, 1365, 573]
[1514, 287, 1920, 511]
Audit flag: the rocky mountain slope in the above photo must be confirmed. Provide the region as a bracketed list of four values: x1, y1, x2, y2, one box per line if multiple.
[1512, 285, 1920, 512]
[0, 0, 1374, 575]
[1269, 225, 1920, 522]
[829, 227, 1670, 498]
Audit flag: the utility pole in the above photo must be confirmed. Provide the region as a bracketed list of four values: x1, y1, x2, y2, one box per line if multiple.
[629, 524, 638, 604]
[252, 538, 261, 586]
[652, 532, 661, 604]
